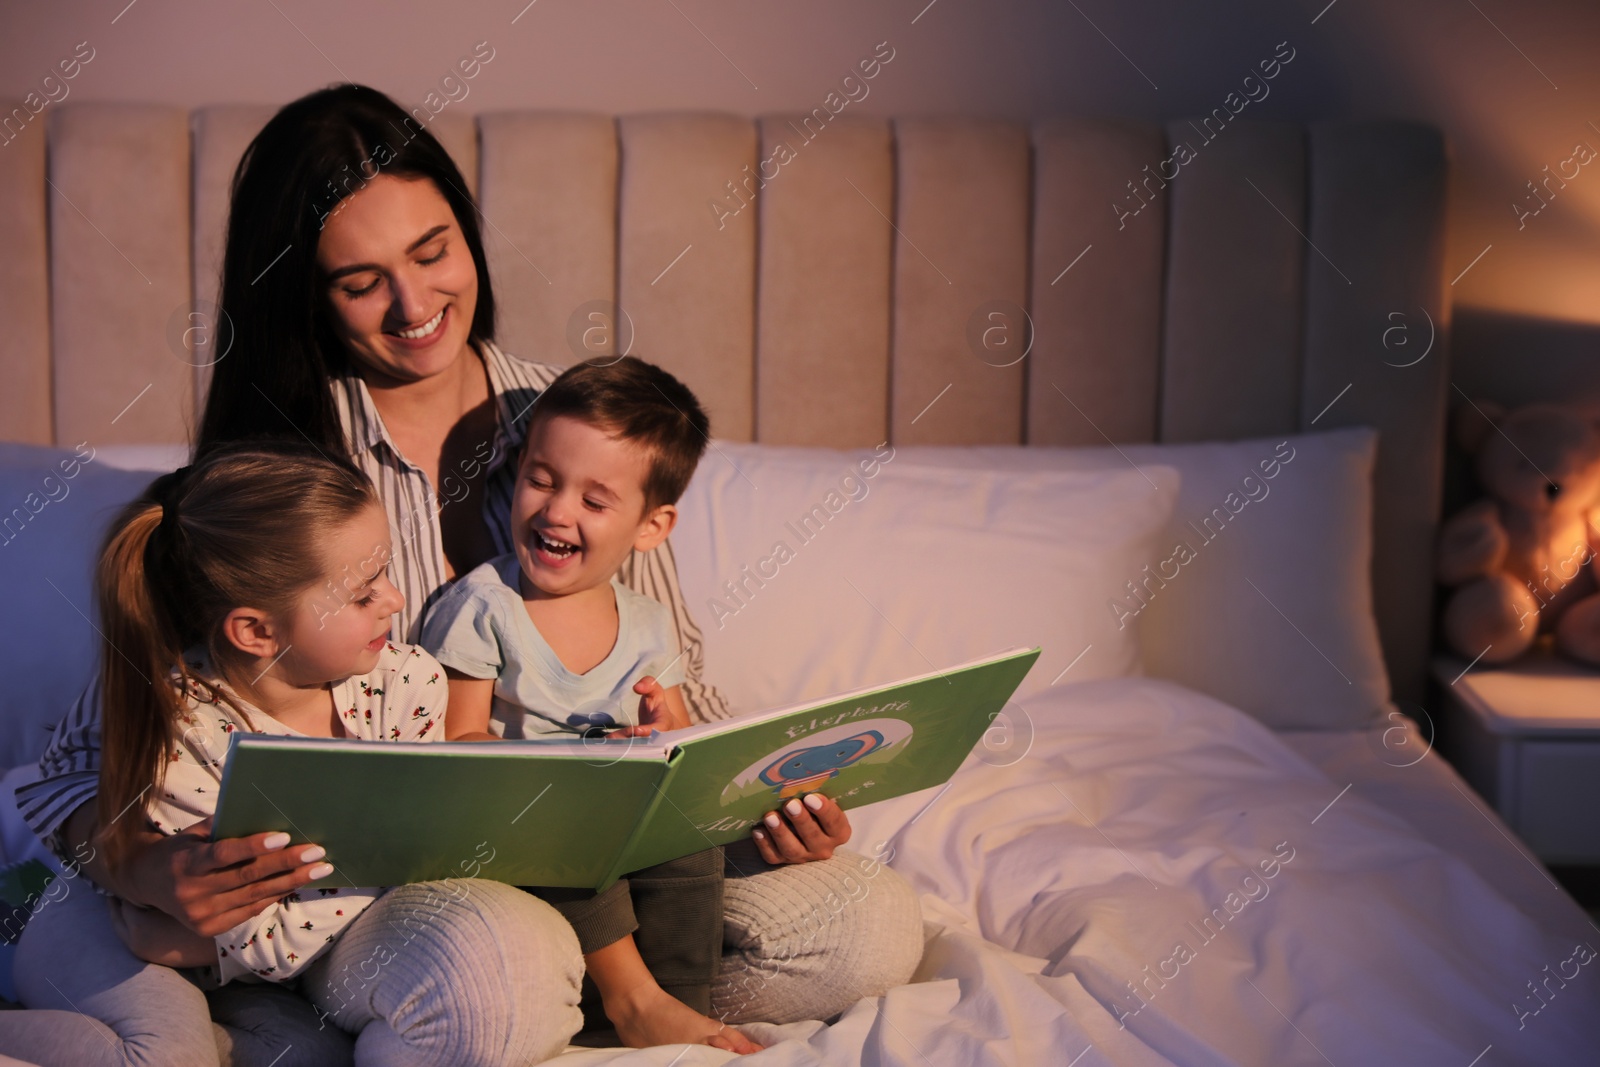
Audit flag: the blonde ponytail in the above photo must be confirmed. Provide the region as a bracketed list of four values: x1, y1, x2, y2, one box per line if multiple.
[95, 502, 188, 869]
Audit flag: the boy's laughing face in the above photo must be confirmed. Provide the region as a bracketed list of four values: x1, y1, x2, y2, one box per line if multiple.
[511, 414, 676, 599]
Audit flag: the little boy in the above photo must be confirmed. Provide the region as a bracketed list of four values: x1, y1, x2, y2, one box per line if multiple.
[420, 356, 756, 1053]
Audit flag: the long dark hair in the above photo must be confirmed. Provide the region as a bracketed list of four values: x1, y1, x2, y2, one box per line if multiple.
[196, 84, 496, 458]
[95, 442, 376, 868]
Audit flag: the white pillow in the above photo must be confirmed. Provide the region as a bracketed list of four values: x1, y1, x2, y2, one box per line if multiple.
[880, 427, 1390, 730]
[0, 444, 166, 769]
[671, 445, 1179, 713]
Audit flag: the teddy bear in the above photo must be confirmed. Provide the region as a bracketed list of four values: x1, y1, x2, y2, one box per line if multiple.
[1436, 401, 1600, 666]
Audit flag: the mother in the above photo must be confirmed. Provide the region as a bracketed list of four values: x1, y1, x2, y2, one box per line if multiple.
[14, 85, 922, 1062]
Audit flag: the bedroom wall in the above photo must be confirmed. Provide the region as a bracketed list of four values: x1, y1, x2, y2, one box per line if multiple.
[2, 0, 1597, 396]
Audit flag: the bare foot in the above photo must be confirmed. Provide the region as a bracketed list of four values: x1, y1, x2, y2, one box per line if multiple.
[608, 983, 765, 1054]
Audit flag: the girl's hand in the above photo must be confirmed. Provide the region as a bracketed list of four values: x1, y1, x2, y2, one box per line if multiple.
[751, 793, 853, 865]
[108, 896, 221, 968]
[609, 677, 691, 737]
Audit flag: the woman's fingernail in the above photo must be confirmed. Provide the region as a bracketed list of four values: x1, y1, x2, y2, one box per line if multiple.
[764, 813, 781, 829]
[263, 832, 291, 850]
[785, 799, 803, 817]
[804, 793, 824, 811]
[308, 863, 334, 880]
[300, 846, 327, 863]
[752, 829, 765, 840]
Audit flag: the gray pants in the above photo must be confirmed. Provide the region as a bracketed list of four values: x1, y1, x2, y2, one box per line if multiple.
[716, 846, 925, 1026]
[302, 880, 584, 1066]
[3, 875, 349, 1067]
[1, 878, 580, 1067]
[1, 850, 923, 1064]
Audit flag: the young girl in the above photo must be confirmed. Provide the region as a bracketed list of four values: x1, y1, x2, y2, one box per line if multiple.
[4, 444, 584, 1067]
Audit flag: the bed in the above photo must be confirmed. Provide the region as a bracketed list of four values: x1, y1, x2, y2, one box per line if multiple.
[1, 105, 1597, 1064]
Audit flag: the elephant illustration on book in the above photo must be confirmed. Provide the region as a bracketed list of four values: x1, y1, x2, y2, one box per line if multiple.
[720, 717, 915, 807]
[758, 730, 886, 799]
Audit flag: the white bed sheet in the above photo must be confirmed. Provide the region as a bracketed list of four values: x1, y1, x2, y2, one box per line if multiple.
[1277, 718, 1590, 933]
[555, 678, 1600, 1066]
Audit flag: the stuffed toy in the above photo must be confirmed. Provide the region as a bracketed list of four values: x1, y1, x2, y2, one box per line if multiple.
[1437, 401, 1600, 666]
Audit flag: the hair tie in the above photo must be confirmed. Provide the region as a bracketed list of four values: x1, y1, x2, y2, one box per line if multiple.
[148, 465, 194, 531]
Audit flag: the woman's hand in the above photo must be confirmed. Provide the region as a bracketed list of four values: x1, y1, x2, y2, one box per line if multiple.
[108, 896, 219, 968]
[69, 802, 331, 937]
[751, 793, 852, 865]
[130, 819, 333, 937]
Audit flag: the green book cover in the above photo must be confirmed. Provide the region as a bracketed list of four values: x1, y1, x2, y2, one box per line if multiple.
[213, 646, 1040, 890]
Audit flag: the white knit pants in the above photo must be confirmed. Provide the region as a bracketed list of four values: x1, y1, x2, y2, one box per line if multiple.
[714, 847, 925, 1026]
[3, 857, 919, 1066]
[6, 879, 355, 1067]
[303, 879, 584, 1067]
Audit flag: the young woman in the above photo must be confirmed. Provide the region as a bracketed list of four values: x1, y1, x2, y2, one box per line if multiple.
[17, 84, 923, 1052]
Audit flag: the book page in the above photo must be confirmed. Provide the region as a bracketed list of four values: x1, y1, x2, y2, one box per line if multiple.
[615, 647, 1040, 873]
[215, 737, 672, 888]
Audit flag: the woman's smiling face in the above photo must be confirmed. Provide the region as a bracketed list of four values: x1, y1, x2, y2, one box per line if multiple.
[315, 174, 478, 384]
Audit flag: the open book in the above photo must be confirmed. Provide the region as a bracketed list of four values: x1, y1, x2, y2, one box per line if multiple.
[213, 646, 1040, 890]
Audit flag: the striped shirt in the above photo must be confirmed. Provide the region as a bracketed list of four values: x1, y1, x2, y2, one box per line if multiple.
[18, 339, 730, 858]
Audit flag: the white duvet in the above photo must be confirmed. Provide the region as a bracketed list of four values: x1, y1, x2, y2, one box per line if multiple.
[558, 678, 1600, 1066]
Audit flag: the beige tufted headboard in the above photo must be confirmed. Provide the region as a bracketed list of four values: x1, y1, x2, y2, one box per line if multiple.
[0, 105, 1448, 704]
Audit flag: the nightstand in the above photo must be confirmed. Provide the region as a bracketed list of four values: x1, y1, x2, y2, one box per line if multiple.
[1435, 649, 1600, 865]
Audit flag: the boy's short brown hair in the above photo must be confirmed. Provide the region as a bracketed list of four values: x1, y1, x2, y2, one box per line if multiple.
[524, 356, 710, 511]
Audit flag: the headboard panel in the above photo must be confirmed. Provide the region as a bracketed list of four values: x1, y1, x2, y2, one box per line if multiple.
[49, 104, 192, 445]
[755, 114, 892, 448]
[1028, 118, 1166, 447]
[0, 111, 50, 447]
[1301, 122, 1450, 717]
[478, 111, 615, 403]
[616, 114, 757, 442]
[1160, 121, 1307, 444]
[891, 119, 1031, 446]
[0, 104, 1449, 704]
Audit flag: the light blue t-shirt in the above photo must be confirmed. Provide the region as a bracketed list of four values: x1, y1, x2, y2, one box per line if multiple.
[420, 553, 687, 738]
